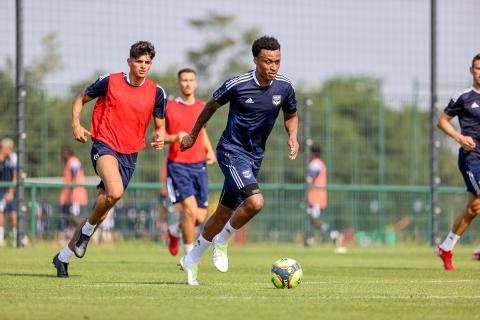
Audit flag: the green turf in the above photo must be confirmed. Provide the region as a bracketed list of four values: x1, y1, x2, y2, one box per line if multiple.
[0, 242, 479, 320]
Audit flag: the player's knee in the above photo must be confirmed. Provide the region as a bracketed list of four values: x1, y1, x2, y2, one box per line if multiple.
[245, 194, 264, 213]
[106, 188, 123, 205]
[469, 200, 480, 215]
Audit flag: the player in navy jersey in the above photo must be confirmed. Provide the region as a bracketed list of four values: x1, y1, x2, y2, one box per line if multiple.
[52, 41, 166, 278]
[178, 36, 299, 285]
[0, 138, 17, 247]
[437, 53, 480, 270]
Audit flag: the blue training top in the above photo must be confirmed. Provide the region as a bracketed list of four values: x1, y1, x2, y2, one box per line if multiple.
[212, 70, 297, 162]
[444, 86, 480, 153]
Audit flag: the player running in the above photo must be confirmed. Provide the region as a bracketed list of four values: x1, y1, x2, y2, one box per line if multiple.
[179, 36, 299, 285]
[436, 53, 480, 270]
[164, 68, 217, 256]
[52, 41, 166, 278]
[0, 138, 17, 247]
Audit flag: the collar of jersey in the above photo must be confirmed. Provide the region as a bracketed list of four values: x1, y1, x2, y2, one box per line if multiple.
[471, 86, 480, 94]
[252, 70, 273, 87]
[123, 72, 146, 87]
[175, 97, 196, 106]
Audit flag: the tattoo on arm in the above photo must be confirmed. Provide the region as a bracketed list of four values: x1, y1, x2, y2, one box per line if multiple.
[191, 99, 221, 138]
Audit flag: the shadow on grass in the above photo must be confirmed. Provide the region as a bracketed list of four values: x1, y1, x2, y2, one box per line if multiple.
[115, 281, 186, 286]
[0, 272, 80, 278]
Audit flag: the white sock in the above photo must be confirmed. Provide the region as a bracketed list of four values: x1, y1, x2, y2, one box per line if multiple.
[184, 243, 194, 254]
[169, 223, 180, 237]
[58, 245, 74, 263]
[214, 221, 237, 244]
[474, 244, 480, 254]
[0, 227, 4, 245]
[82, 221, 96, 236]
[440, 231, 460, 251]
[187, 235, 211, 265]
[12, 229, 17, 243]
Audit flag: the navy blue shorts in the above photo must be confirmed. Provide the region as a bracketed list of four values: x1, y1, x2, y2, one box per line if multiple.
[217, 150, 262, 210]
[458, 149, 480, 196]
[167, 161, 208, 208]
[91, 140, 137, 190]
[0, 192, 16, 212]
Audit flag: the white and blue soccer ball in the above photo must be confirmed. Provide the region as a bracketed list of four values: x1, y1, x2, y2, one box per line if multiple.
[270, 258, 303, 289]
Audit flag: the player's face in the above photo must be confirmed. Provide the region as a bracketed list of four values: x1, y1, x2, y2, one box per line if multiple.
[254, 49, 281, 82]
[177, 72, 197, 97]
[471, 60, 480, 87]
[128, 54, 152, 79]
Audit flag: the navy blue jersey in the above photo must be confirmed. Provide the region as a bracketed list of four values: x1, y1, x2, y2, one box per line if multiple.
[0, 153, 17, 193]
[86, 73, 166, 118]
[444, 87, 480, 147]
[213, 70, 297, 162]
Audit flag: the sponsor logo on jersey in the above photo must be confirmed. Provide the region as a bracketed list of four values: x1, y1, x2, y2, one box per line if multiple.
[245, 97, 254, 104]
[242, 170, 252, 179]
[472, 101, 480, 109]
[272, 95, 281, 106]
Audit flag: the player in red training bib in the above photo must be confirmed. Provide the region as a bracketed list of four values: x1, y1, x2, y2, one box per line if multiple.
[52, 41, 166, 278]
[163, 68, 217, 257]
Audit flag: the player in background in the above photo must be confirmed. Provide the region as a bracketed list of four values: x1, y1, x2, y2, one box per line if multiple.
[59, 146, 88, 241]
[179, 36, 299, 285]
[163, 68, 217, 256]
[305, 144, 328, 246]
[52, 41, 166, 277]
[0, 138, 17, 247]
[436, 53, 480, 270]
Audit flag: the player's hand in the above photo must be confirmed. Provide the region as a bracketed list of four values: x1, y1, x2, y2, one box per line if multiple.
[5, 191, 13, 202]
[72, 124, 91, 143]
[288, 138, 299, 160]
[151, 129, 165, 150]
[459, 135, 476, 151]
[206, 150, 217, 165]
[177, 131, 188, 142]
[180, 134, 196, 152]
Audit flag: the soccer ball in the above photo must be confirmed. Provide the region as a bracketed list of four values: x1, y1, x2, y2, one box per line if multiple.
[270, 258, 303, 289]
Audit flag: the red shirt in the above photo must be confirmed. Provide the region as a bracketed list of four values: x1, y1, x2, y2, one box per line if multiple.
[90, 72, 158, 154]
[166, 98, 206, 163]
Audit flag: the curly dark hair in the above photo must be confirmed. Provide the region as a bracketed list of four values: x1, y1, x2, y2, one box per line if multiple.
[251, 36, 281, 57]
[130, 41, 156, 59]
[472, 53, 480, 68]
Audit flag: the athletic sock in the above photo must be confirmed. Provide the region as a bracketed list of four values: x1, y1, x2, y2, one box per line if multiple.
[0, 227, 4, 246]
[184, 243, 194, 255]
[82, 221, 96, 237]
[169, 223, 180, 237]
[439, 231, 460, 251]
[214, 221, 237, 244]
[12, 229, 17, 244]
[187, 235, 211, 265]
[58, 245, 74, 263]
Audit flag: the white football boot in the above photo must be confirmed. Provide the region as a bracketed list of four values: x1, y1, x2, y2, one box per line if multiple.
[179, 256, 199, 286]
[212, 235, 229, 272]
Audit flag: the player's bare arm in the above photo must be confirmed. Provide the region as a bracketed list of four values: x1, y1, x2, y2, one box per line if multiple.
[437, 112, 476, 151]
[151, 117, 166, 150]
[203, 129, 217, 165]
[284, 111, 299, 159]
[164, 131, 188, 144]
[180, 99, 221, 151]
[71, 90, 93, 143]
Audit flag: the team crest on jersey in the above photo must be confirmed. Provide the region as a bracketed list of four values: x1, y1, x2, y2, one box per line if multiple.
[242, 170, 252, 179]
[272, 95, 282, 106]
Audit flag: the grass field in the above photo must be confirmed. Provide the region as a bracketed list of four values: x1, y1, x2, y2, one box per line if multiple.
[0, 242, 479, 320]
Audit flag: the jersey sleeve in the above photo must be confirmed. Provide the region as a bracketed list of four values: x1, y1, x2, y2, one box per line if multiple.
[444, 96, 464, 117]
[212, 79, 234, 106]
[85, 74, 109, 99]
[153, 85, 166, 119]
[282, 84, 297, 114]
